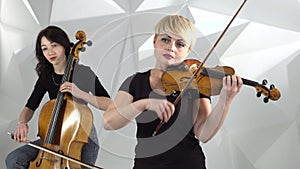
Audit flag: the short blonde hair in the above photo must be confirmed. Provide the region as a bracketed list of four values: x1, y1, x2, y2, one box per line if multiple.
[154, 15, 196, 49]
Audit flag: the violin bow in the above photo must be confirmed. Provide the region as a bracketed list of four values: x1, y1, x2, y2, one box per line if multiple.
[153, 0, 248, 136]
[7, 132, 104, 169]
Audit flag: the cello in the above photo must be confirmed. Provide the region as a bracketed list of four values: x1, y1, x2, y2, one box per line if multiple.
[29, 30, 96, 169]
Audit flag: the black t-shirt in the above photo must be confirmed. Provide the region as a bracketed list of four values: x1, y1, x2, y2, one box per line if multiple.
[25, 64, 110, 111]
[119, 70, 210, 169]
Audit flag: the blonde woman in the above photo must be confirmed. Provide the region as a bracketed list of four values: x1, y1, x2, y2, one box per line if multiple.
[103, 15, 242, 169]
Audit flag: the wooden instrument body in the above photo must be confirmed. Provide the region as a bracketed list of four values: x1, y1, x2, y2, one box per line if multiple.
[30, 95, 93, 169]
[162, 59, 235, 96]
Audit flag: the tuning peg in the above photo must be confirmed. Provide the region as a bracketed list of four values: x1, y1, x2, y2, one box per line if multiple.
[263, 97, 269, 103]
[262, 79, 268, 85]
[256, 91, 262, 98]
[270, 84, 275, 90]
[84, 40, 92, 46]
[80, 47, 86, 52]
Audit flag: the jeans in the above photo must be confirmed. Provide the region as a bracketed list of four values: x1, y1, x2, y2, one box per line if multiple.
[5, 126, 99, 169]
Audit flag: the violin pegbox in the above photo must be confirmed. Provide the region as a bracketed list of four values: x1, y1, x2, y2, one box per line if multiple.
[255, 79, 281, 103]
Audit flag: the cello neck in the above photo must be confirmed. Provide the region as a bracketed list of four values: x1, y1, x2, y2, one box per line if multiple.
[45, 53, 77, 144]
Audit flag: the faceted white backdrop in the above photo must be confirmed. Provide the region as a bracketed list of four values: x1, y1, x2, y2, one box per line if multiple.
[1, 0, 299, 169]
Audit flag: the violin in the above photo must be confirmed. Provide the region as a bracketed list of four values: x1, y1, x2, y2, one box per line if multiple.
[161, 59, 281, 103]
[152, 58, 281, 136]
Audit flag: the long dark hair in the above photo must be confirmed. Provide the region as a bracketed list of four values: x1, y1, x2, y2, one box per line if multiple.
[35, 25, 71, 78]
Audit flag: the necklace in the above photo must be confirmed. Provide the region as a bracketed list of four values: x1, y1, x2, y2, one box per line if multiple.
[52, 72, 61, 86]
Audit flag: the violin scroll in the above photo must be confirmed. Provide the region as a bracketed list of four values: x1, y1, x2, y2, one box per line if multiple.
[255, 80, 281, 103]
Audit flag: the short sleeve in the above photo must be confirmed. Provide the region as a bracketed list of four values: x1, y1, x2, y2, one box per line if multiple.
[119, 74, 135, 96]
[199, 93, 211, 103]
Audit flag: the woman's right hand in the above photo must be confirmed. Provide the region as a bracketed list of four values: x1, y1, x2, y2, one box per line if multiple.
[14, 122, 29, 143]
[145, 99, 175, 123]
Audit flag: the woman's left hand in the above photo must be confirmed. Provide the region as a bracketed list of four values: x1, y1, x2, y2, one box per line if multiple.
[60, 82, 83, 98]
[220, 75, 243, 101]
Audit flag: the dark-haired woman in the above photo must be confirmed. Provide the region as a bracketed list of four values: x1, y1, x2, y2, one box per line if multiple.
[5, 25, 111, 169]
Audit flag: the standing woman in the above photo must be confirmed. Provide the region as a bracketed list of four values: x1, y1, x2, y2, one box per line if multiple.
[103, 15, 243, 169]
[5, 25, 112, 169]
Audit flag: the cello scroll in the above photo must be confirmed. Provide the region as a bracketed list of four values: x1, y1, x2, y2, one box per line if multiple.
[71, 30, 92, 59]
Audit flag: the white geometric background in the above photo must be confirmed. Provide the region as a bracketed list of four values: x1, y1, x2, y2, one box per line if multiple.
[1, 0, 300, 169]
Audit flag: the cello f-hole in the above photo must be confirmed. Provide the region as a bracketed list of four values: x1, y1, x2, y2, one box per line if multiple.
[35, 151, 44, 167]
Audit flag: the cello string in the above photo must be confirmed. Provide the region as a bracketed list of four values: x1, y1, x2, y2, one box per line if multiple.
[46, 52, 76, 144]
